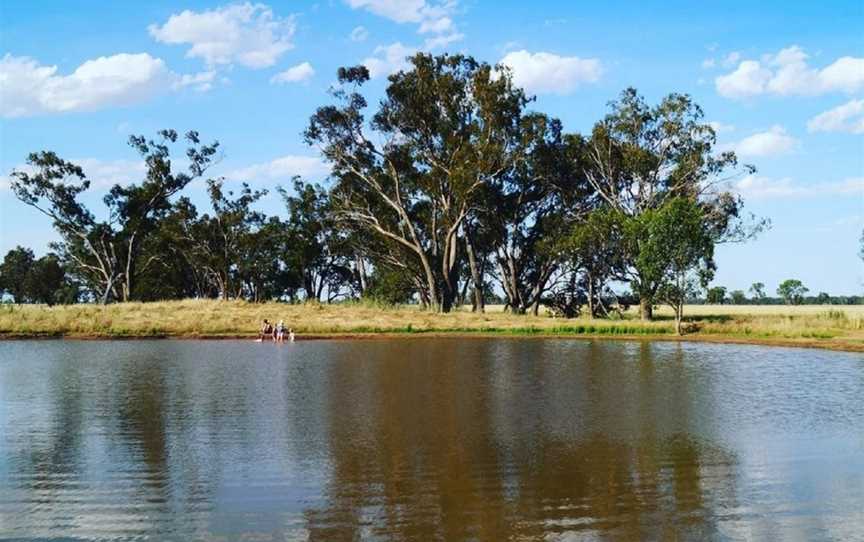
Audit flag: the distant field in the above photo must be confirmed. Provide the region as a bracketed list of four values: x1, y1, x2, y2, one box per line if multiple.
[1, 299, 862, 352]
[647, 304, 864, 316]
[469, 303, 864, 317]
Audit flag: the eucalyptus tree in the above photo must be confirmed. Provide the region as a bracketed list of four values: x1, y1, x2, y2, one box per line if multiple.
[582, 88, 757, 319]
[485, 117, 593, 315]
[749, 282, 766, 303]
[0, 246, 35, 303]
[10, 131, 219, 303]
[280, 178, 356, 302]
[306, 54, 531, 312]
[647, 198, 717, 333]
[777, 279, 808, 305]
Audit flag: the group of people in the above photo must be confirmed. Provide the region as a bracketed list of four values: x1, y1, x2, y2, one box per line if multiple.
[257, 319, 295, 343]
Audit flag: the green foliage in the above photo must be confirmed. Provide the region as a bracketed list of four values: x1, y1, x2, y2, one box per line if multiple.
[364, 266, 416, 305]
[749, 282, 766, 301]
[0, 246, 34, 302]
[730, 290, 747, 304]
[777, 279, 809, 305]
[706, 286, 727, 305]
[0, 247, 76, 305]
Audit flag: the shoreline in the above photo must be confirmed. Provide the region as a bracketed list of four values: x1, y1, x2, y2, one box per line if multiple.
[2, 330, 862, 353]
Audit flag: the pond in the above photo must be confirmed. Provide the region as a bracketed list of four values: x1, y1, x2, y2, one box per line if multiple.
[0, 339, 862, 541]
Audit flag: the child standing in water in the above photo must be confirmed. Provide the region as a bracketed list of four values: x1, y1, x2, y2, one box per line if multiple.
[275, 320, 285, 342]
[289, 328, 295, 342]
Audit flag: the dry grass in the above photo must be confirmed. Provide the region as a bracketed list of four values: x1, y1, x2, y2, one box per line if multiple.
[1, 300, 863, 352]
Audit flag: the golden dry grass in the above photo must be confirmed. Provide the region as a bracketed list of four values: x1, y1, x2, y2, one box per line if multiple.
[1, 300, 862, 352]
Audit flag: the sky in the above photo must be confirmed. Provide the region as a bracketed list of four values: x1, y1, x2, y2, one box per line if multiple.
[1, 0, 862, 295]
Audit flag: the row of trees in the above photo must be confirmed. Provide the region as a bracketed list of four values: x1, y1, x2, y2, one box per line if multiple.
[704, 280, 860, 305]
[6, 53, 773, 329]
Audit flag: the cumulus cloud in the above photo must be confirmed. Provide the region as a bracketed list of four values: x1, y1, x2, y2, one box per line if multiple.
[227, 155, 329, 181]
[362, 42, 417, 78]
[3, 158, 146, 191]
[270, 62, 315, 84]
[722, 126, 798, 157]
[148, 3, 295, 69]
[498, 50, 602, 95]
[0, 53, 211, 118]
[807, 99, 864, 134]
[715, 46, 864, 99]
[734, 174, 864, 199]
[349, 25, 369, 42]
[347, 0, 463, 51]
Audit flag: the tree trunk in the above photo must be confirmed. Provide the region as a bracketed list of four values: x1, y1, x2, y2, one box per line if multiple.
[587, 275, 595, 319]
[465, 233, 484, 313]
[355, 255, 368, 295]
[639, 296, 653, 321]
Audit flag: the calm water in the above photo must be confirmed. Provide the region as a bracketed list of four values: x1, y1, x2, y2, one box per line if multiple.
[0, 339, 862, 541]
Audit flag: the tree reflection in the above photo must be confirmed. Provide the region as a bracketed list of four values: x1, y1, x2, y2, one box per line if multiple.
[303, 339, 740, 540]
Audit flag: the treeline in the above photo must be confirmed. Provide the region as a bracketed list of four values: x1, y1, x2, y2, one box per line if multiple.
[2, 53, 790, 329]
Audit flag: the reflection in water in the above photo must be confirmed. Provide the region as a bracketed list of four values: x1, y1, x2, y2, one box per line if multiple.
[0, 339, 862, 541]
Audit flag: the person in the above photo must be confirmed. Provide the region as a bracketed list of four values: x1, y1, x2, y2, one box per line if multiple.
[288, 328, 295, 342]
[257, 319, 274, 342]
[275, 320, 285, 343]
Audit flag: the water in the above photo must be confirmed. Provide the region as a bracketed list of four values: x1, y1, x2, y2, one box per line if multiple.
[0, 339, 862, 541]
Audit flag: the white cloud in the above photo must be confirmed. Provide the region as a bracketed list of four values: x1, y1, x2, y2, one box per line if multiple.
[3, 158, 146, 191]
[708, 121, 735, 134]
[734, 174, 864, 199]
[148, 3, 295, 69]
[346, 0, 463, 50]
[498, 50, 602, 95]
[74, 159, 148, 188]
[349, 25, 369, 42]
[723, 125, 798, 157]
[423, 32, 464, 50]
[0, 53, 188, 118]
[173, 70, 217, 92]
[227, 155, 329, 181]
[807, 99, 864, 134]
[270, 62, 315, 84]
[418, 16, 452, 34]
[715, 60, 772, 98]
[346, 0, 427, 23]
[721, 51, 741, 68]
[716, 46, 864, 99]
[362, 42, 417, 78]
[701, 58, 716, 69]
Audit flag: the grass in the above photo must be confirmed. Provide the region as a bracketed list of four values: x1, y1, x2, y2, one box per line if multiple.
[1, 300, 862, 352]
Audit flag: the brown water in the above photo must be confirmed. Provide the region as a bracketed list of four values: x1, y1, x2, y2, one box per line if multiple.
[0, 339, 862, 541]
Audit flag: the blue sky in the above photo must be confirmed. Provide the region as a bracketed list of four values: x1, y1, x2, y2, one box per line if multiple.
[1, 0, 862, 295]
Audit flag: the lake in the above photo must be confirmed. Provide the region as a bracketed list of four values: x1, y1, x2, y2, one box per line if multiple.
[0, 339, 862, 541]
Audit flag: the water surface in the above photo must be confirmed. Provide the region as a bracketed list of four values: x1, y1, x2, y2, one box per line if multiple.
[1, 339, 862, 540]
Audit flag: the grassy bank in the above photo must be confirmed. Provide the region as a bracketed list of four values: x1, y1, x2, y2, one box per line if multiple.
[1, 300, 863, 352]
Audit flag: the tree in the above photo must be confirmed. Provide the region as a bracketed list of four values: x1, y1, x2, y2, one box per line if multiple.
[0, 246, 35, 302]
[582, 88, 760, 320]
[485, 119, 591, 315]
[23, 254, 67, 305]
[638, 198, 716, 334]
[749, 282, 766, 303]
[729, 290, 747, 304]
[10, 131, 219, 303]
[706, 286, 727, 304]
[777, 279, 808, 305]
[562, 208, 626, 318]
[816, 291, 830, 304]
[306, 55, 532, 312]
[280, 179, 356, 302]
